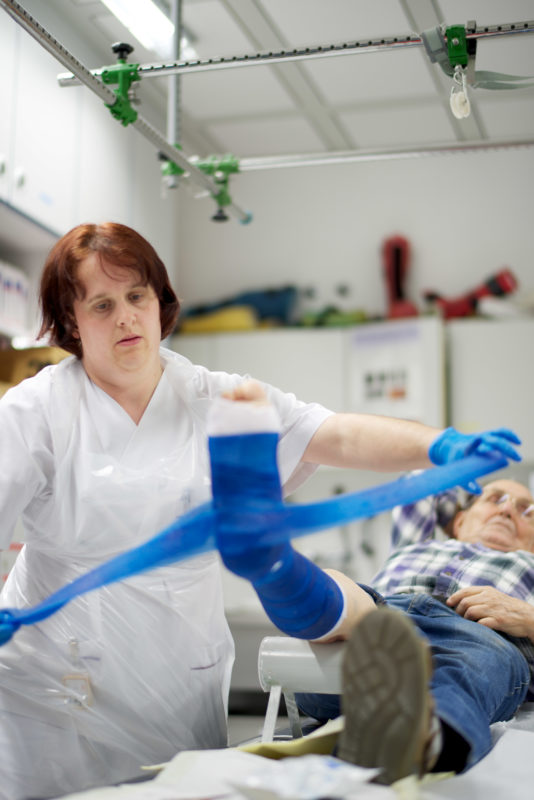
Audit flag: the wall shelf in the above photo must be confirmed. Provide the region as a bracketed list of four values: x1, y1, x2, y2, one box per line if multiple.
[0, 200, 59, 263]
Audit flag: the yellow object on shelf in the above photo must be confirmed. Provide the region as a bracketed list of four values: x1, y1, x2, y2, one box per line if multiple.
[180, 305, 258, 333]
[0, 346, 69, 390]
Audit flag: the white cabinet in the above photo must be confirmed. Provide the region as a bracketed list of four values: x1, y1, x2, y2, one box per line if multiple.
[172, 331, 218, 371]
[171, 316, 445, 424]
[1, 13, 155, 235]
[0, 13, 16, 202]
[447, 319, 534, 462]
[8, 28, 78, 234]
[344, 316, 445, 427]
[216, 327, 347, 410]
[173, 327, 347, 411]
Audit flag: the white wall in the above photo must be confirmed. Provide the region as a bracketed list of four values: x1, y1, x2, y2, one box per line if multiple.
[176, 147, 534, 315]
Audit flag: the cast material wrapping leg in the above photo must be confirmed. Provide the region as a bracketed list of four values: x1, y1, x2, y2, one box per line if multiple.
[208, 407, 345, 639]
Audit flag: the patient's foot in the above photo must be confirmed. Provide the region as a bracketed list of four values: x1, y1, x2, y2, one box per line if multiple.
[337, 606, 440, 784]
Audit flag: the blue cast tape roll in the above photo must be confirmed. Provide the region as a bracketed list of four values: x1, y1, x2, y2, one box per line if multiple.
[0, 444, 507, 645]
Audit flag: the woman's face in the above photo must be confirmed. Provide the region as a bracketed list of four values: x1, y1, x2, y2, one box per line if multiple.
[72, 253, 162, 389]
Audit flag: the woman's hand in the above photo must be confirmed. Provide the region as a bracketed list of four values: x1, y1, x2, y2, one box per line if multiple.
[222, 379, 269, 404]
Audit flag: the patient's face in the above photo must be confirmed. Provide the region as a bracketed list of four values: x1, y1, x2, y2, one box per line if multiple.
[453, 479, 534, 553]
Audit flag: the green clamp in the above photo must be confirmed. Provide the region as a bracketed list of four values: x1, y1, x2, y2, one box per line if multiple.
[197, 154, 240, 210]
[445, 25, 468, 68]
[160, 144, 186, 178]
[159, 151, 240, 220]
[102, 61, 140, 126]
[102, 43, 140, 127]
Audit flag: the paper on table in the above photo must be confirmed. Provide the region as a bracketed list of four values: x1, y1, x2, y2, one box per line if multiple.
[55, 779, 202, 799]
[229, 753, 387, 800]
[154, 748, 396, 800]
[154, 749, 269, 795]
[55, 750, 266, 800]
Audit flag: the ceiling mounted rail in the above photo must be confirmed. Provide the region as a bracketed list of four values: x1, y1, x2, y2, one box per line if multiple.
[57, 20, 534, 85]
[237, 139, 534, 172]
[0, 0, 252, 224]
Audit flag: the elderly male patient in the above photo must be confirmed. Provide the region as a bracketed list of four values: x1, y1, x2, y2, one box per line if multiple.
[295, 478, 534, 783]
[210, 384, 528, 784]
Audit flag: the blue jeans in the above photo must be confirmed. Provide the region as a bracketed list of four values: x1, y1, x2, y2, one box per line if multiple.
[296, 590, 530, 771]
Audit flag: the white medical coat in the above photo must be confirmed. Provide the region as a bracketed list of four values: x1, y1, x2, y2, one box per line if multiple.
[0, 347, 331, 800]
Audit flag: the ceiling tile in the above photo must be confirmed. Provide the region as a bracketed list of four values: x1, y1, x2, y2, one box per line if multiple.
[183, 0, 255, 57]
[436, 0, 534, 28]
[476, 95, 534, 138]
[339, 103, 458, 148]
[474, 34, 534, 75]
[301, 48, 440, 107]
[206, 116, 326, 156]
[263, 0, 412, 46]
[181, 67, 295, 118]
[91, 12, 159, 63]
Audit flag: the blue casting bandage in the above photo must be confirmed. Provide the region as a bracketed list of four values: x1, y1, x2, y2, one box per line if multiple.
[0, 442, 509, 646]
[251, 543, 345, 640]
[209, 432, 344, 639]
[0, 503, 216, 644]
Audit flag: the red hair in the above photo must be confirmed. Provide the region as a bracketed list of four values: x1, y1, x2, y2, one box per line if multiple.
[39, 222, 180, 357]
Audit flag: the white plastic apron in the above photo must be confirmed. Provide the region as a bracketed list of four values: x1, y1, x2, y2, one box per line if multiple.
[0, 355, 234, 800]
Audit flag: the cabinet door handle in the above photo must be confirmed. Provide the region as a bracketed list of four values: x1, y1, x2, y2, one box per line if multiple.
[14, 168, 25, 189]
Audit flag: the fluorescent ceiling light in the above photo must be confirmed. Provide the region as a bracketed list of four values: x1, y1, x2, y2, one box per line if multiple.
[100, 0, 176, 55]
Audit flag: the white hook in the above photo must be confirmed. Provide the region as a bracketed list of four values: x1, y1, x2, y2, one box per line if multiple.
[450, 65, 471, 119]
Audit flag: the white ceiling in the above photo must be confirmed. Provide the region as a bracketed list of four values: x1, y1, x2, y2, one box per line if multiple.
[43, 0, 534, 160]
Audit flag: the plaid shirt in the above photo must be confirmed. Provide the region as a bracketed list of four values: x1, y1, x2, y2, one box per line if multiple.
[371, 483, 534, 692]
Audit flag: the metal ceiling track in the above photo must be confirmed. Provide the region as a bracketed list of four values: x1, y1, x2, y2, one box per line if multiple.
[0, 0, 251, 224]
[52, 12, 534, 172]
[238, 138, 534, 172]
[2, 1, 534, 189]
[56, 20, 534, 84]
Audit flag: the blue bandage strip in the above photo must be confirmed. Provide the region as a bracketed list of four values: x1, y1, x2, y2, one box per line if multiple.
[0, 446, 508, 645]
[0, 504, 216, 643]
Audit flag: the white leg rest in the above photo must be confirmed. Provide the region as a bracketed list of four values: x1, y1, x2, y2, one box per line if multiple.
[258, 636, 345, 741]
[262, 684, 282, 743]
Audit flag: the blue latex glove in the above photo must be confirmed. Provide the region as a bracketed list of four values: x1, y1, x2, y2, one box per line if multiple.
[429, 427, 521, 493]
